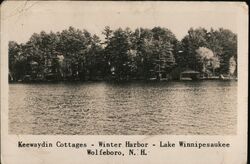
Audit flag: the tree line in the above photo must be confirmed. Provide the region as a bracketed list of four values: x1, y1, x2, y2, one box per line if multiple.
[8, 26, 237, 82]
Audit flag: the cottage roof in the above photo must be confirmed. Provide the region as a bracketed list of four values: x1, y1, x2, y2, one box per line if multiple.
[30, 61, 38, 65]
[181, 70, 200, 74]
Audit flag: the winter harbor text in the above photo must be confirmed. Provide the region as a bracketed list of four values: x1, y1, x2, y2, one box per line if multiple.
[17, 140, 231, 156]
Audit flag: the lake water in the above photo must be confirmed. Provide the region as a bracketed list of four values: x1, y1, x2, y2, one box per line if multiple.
[9, 81, 237, 135]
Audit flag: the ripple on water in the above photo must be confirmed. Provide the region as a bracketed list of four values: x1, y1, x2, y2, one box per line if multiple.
[9, 81, 237, 135]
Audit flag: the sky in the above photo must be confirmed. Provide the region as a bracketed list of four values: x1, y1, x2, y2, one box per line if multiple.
[1, 1, 239, 43]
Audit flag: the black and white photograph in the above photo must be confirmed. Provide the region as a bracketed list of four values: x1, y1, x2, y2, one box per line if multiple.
[6, 1, 239, 135]
[1, 1, 248, 164]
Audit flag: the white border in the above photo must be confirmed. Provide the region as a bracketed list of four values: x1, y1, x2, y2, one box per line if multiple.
[1, 2, 248, 164]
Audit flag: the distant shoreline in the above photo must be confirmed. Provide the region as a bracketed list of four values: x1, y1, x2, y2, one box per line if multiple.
[8, 78, 237, 84]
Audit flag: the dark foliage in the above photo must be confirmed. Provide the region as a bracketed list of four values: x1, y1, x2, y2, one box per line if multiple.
[8, 26, 237, 82]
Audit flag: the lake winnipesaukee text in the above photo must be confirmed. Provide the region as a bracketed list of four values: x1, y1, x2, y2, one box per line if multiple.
[17, 140, 230, 156]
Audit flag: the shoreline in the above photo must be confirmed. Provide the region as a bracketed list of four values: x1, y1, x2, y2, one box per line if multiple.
[8, 78, 237, 84]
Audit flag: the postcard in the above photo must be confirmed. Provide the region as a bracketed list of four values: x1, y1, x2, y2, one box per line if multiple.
[1, 1, 248, 164]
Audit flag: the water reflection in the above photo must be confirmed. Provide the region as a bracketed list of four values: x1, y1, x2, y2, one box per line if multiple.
[9, 81, 237, 135]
